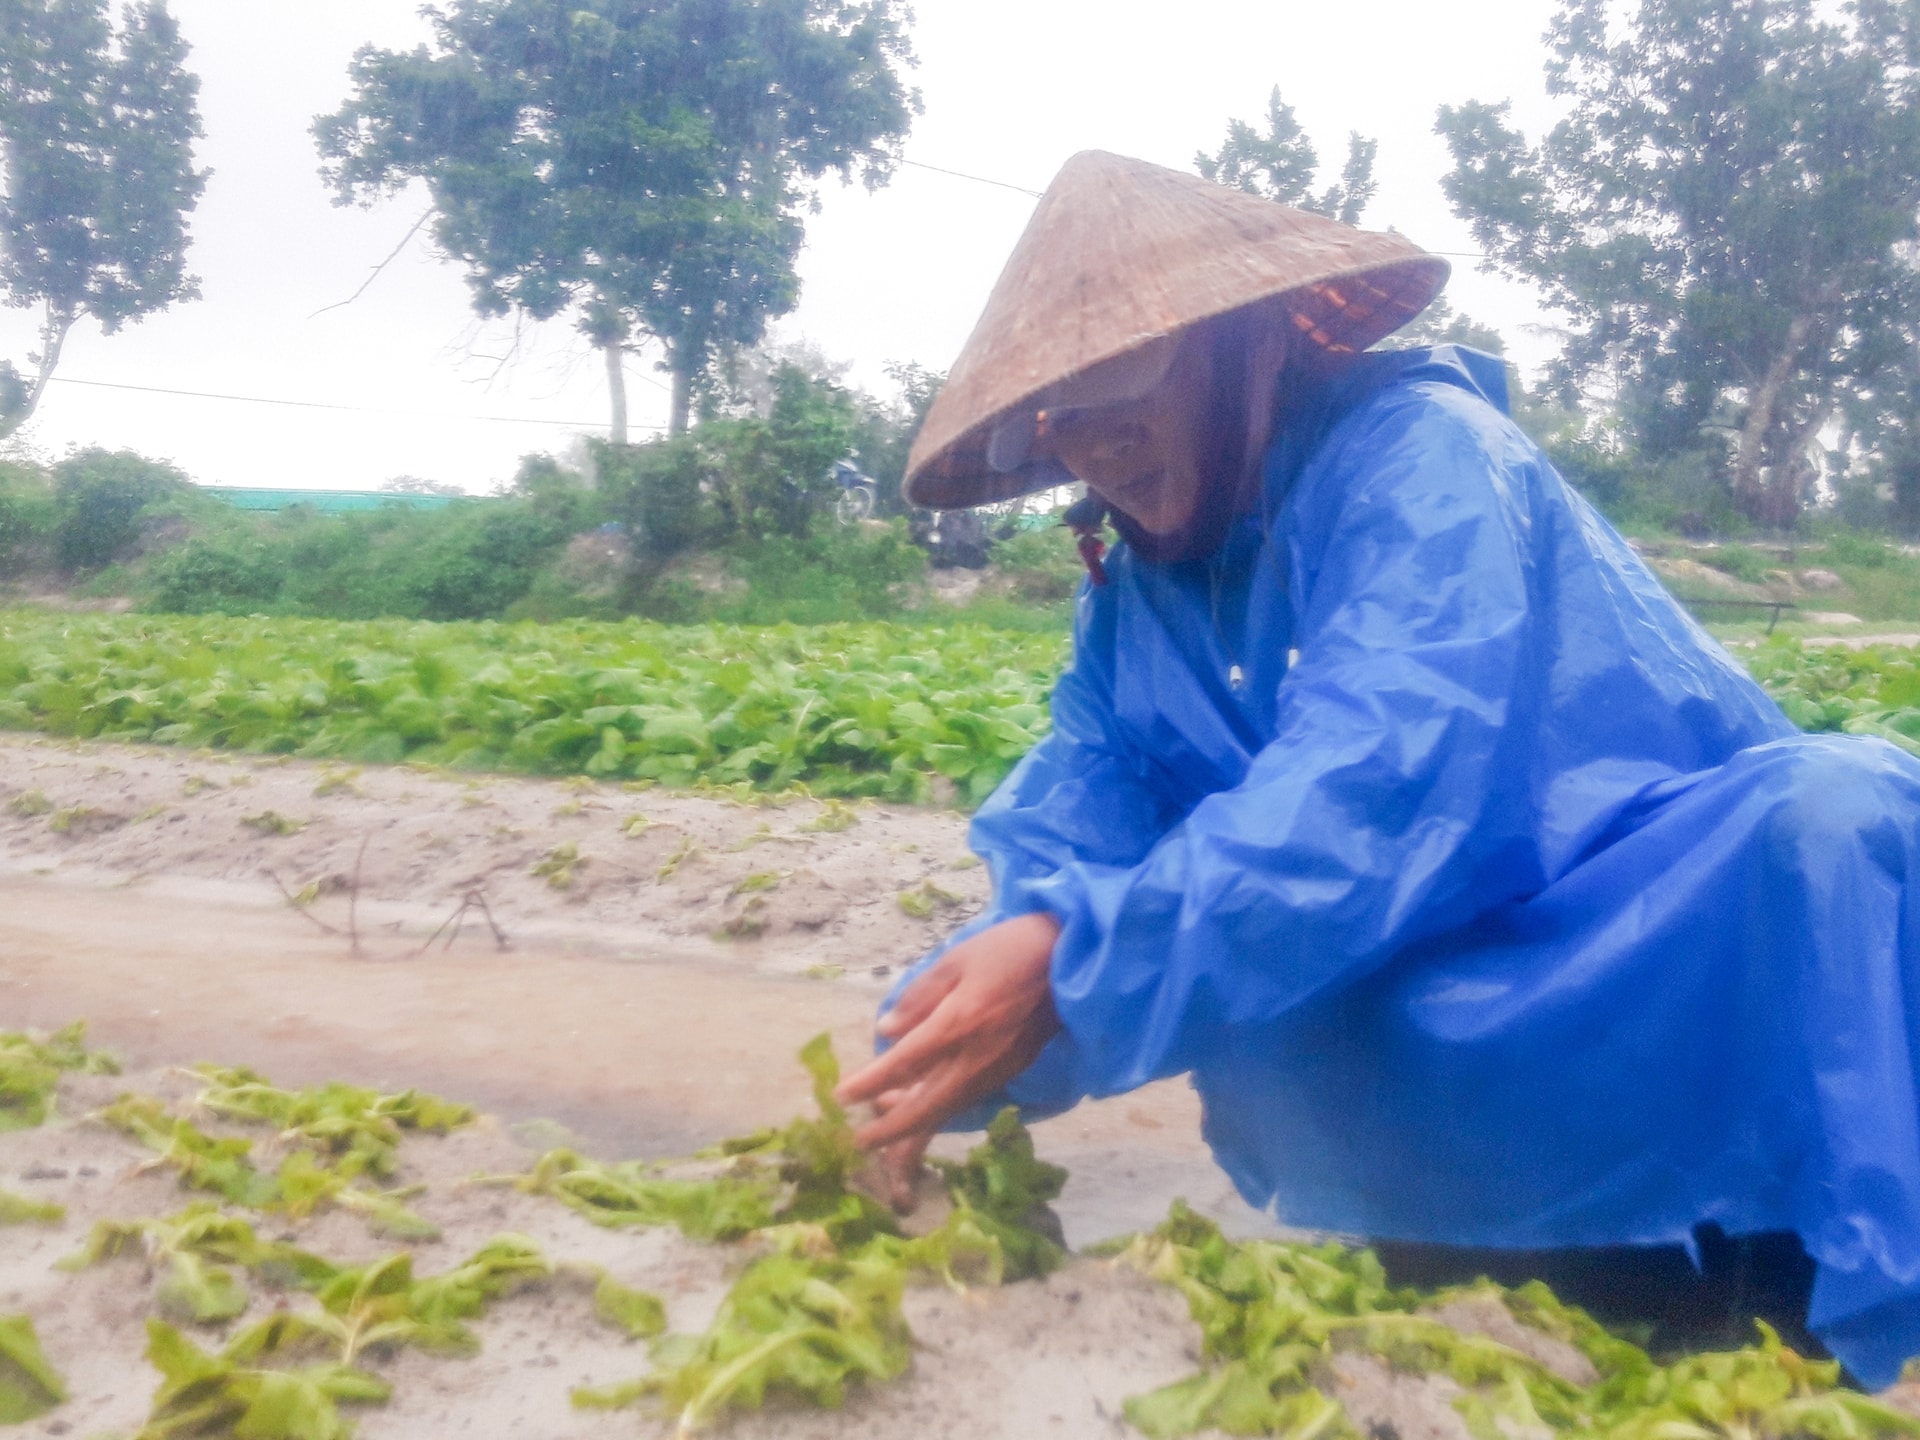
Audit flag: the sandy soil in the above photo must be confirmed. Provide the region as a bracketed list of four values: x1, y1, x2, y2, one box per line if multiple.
[0, 734, 1264, 1240]
[0, 733, 993, 981]
[0, 736, 1834, 1437]
[3, 1065, 1212, 1440]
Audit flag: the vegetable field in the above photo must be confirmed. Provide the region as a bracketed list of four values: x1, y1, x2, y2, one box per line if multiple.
[5, 609, 1920, 808]
[0, 611, 1066, 805]
[9, 1024, 1920, 1440]
[1747, 644, 1920, 757]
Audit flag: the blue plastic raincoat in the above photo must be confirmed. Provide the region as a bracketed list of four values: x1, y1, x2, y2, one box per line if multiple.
[888, 345, 1920, 1384]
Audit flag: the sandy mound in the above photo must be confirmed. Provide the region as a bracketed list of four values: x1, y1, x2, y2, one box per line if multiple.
[0, 734, 986, 980]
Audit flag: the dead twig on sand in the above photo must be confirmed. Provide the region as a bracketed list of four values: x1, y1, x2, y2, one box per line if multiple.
[263, 868, 344, 939]
[410, 887, 511, 959]
[348, 836, 368, 958]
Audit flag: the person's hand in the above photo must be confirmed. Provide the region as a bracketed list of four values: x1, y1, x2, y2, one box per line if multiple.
[835, 912, 1062, 1208]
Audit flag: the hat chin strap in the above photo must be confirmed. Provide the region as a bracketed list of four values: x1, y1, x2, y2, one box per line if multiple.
[1060, 495, 1111, 586]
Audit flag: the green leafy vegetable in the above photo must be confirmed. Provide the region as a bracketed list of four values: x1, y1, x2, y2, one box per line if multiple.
[896, 878, 965, 918]
[300, 1238, 547, 1364]
[1112, 1204, 1920, 1440]
[575, 1251, 909, 1435]
[557, 1039, 1077, 1432]
[238, 810, 306, 836]
[931, 1105, 1068, 1280]
[0, 1188, 63, 1225]
[593, 1273, 668, 1339]
[100, 1096, 439, 1238]
[509, 1148, 782, 1240]
[0, 1021, 117, 1132]
[0, 610, 1066, 804]
[0, 1315, 65, 1425]
[60, 1204, 336, 1325]
[188, 1066, 473, 1181]
[136, 1318, 389, 1440]
[532, 841, 584, 888]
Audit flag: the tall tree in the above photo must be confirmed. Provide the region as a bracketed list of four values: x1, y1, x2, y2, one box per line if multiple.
[1196, 87, 1378, 224]
[1438, 0, 1920, 528]
[0, 0, 206, 438]
[315, 0, 919, 439]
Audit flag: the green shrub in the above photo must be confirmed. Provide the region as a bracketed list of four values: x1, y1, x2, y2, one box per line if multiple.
[144, 537, 284, 613]
[0, 462, 54, 579]
[1698, 544, 1773, 584]
[990, 524, 1083, 604]
[50, 449, 191, 571]
[1828, 528, 1895, 568]
[708, 522, 926, 625]
[591, 437, 713, 561]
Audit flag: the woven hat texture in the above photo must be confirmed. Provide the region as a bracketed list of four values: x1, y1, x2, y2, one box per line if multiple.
[904, 149, 1449, 509]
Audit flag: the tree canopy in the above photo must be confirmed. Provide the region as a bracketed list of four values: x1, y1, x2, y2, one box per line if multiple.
[0, 0, 206, 438]
[315, 0, 920, 440]
[1438, 0, 1920, 528]
[1195, 87, 1378, 225]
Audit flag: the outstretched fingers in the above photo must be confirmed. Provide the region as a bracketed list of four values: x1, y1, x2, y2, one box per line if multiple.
[875, 953, 963, 1039]
[836, 996, 965, 1107]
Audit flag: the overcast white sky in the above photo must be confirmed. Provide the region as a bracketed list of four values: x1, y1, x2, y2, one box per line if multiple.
[0, 0, 1568, 494]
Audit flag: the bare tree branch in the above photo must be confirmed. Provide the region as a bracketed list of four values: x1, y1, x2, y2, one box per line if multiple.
[309, 209, 433, 319]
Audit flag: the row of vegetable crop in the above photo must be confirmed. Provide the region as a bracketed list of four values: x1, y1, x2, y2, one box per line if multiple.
[0, 610, 1068, 805]
[5, 610, 1920, 807]
[9, 1024, 1919, 1439]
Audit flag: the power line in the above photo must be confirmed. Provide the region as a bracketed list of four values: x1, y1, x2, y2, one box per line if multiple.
[901, 158, 1043, 198]
[45, 374, 661, 431]
[901, 155, 1490, 260]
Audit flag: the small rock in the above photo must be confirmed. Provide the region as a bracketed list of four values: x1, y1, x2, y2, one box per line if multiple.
[1798, 568, 1845, 591]
[20, 1165, 68, 1181]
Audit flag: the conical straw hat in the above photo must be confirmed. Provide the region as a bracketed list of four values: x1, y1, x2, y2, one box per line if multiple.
[904, 150, 1450, 510]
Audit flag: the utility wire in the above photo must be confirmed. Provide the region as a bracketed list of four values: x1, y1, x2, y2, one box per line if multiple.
[901, 158, 1044, 198]
[901, 154, 1491, 260]
[46, 375, 659, 431]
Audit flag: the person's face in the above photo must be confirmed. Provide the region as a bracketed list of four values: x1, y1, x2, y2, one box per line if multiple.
[1033, 330, 1216, 537]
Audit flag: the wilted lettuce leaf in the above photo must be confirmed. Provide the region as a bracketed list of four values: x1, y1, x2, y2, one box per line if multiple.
[932, 1106, 1068, 1280]
[0, 1315, 66, 1425]
[99, 1098, 439, 1238]
[512, 1148, 782, 1240]
[138, 1318, 389, 1440]
[0, 1187, 63, 1225]
[190, 1066, 473, 1181]
[156, 1251, 250, 1325]
[593, 1273, 668, 1339]
[60, 1204, 338, 1327]
[575, 1251, 909, 1433]
[0, 1021, 117, 1132]
[302, 1236, 551, 1365]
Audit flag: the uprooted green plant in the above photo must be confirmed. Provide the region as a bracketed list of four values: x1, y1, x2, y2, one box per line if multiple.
[0, 1188, 63, 1225]
[187, 1065, 473, 1181]
[0, 1315, 65, 1426]
[101, 1094, 439, 1239]
[0, 1021, 118, 1132]
[1109, 1203, 1920, 1440]
[60, 1203, 336, 1325]
[551, 1035, 1073, 1433]
[134, 1316, 389, 1440]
